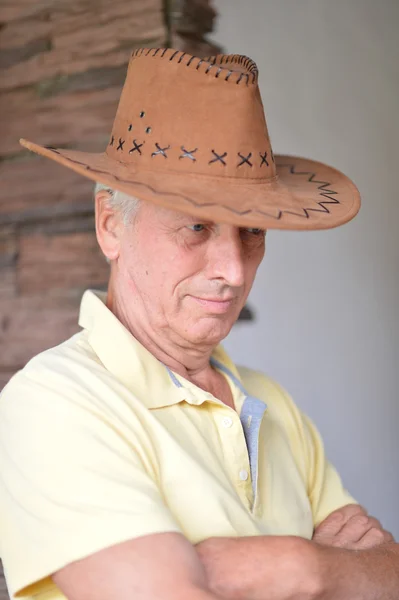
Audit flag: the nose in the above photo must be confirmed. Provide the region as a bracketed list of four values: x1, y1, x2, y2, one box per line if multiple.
[207, 228, 245, 288]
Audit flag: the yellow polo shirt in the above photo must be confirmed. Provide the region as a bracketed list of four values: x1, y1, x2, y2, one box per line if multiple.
[0, 290, 355, 600]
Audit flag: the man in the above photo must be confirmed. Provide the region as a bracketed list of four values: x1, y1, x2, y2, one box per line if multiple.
[0, 47, 397, 600]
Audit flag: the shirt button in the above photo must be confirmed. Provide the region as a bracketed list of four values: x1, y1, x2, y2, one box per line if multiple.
[239, 469, 249, 481]
[222, 416, 233, 428]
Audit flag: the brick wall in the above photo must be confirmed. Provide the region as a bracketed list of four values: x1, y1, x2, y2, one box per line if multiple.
[0, 1, 220, 597]
[0, 0, 220, 389]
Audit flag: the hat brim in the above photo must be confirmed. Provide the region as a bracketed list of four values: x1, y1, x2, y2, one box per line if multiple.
[19, 138, 360, 231]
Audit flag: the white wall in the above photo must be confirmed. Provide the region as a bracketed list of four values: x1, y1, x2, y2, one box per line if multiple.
[215, 0, 399, 537]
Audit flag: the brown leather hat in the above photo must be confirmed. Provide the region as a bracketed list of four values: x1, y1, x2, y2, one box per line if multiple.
[20, 47, 360, 230]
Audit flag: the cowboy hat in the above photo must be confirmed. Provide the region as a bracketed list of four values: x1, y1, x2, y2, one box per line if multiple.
[20, 47, 360, 230]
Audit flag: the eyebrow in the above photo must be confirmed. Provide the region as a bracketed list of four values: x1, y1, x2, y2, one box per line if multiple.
[171, 215, 214, 226]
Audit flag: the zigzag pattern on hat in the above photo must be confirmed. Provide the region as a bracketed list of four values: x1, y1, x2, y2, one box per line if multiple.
[273, 164, 340, 220]
[46, 149, 340, 221]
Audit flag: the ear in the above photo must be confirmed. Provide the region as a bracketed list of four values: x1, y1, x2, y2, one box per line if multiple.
[95, 191, 123, 261]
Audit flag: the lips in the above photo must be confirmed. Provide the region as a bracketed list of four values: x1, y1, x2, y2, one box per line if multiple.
[189, 295, 235, 313]
[196, 297, 234, 302]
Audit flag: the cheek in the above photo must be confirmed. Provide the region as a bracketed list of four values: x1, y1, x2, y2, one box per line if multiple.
[164, 245, 205, 286]
[124, 244, 201, 303]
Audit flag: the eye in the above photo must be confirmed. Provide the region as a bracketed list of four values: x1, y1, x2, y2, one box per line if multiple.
[187, 224, 206, 232]
[243, 228, 264, 235]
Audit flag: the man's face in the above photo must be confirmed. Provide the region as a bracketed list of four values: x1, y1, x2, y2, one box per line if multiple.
[116, 202, 266, 346]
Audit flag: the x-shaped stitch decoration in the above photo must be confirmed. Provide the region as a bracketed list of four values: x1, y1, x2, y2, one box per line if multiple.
[152, 143, 170, 158]
[129, 139, 144, 155]
[260, 151, 269, 167]
[117, 138, 125, 151]
[209, 150, 227, 165]
[180, 146, 198, 161]
[238, 152, 253, 167]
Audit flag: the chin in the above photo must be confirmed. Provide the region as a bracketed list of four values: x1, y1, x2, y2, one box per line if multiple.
[184, 319, 234, 345]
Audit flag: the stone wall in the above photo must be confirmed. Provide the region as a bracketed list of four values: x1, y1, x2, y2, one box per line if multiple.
[0, 0, 220, 390]
[0, 1, 220, 597]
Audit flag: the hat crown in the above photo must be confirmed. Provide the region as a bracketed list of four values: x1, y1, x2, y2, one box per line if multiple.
[106, 47, 276, 180]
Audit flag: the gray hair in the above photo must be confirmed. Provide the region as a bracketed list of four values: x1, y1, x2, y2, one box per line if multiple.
[94, 182, 141, 224]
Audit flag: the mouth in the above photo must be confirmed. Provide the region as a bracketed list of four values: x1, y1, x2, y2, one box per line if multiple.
[189, 295, 235, 313]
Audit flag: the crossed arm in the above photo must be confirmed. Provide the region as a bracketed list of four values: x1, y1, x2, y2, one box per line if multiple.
[53, 504, 398, 600]
[197, 504, 397, 600]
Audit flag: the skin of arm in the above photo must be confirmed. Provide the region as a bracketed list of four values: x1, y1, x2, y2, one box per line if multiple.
[51, 504, 396, 600]
[52, 532, 224, 600]
[314, 541, 399, 600]
[313, 504, 399, 599]
[196, 534, 322, 600]
[196, 504, 397, 600]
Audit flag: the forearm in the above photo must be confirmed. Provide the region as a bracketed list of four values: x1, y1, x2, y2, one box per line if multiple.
[196, 535, 320, 600]
[197, 534, 399, 600]
[317, 541, 399, 600]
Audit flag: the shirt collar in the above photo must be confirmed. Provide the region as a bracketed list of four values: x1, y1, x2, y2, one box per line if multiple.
[78, 290, 243, 410]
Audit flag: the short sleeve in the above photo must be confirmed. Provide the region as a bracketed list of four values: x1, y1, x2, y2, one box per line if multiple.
[0, 371, 181, 599]
[299, 412, 358, 527]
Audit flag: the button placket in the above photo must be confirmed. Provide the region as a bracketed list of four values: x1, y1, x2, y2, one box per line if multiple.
[216, 407, 253, 507]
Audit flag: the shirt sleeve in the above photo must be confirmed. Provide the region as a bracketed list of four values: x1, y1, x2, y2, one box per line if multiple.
[252, 372, 358, 528]
[0, 371, 182, 599]
[299, 411, 358, 527]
